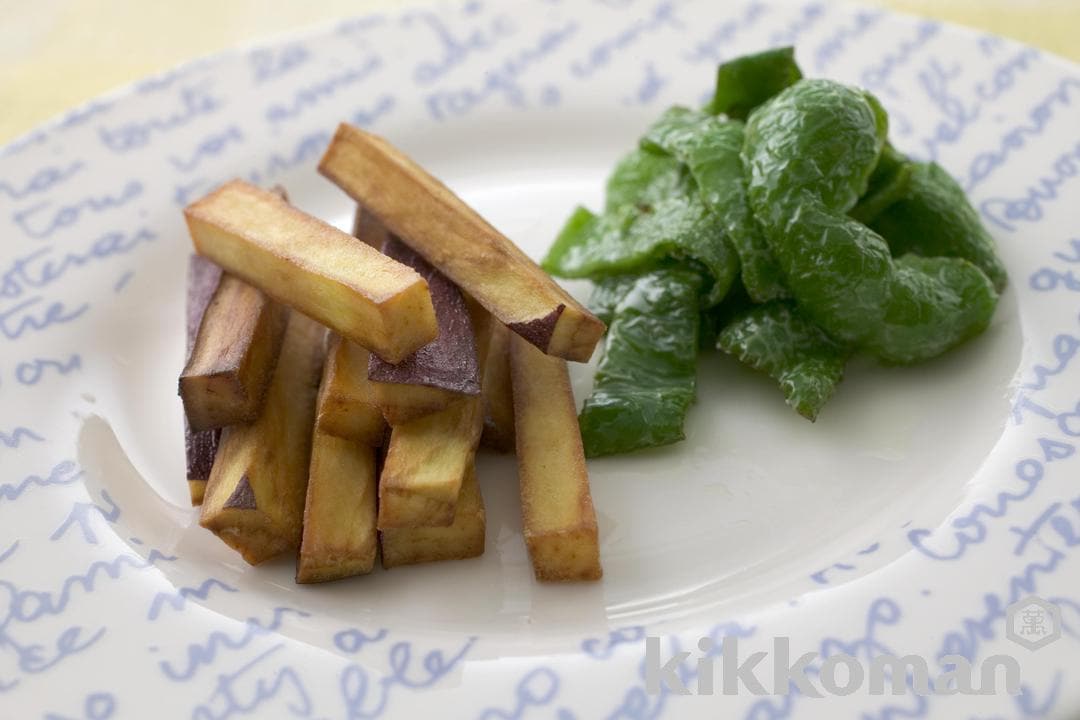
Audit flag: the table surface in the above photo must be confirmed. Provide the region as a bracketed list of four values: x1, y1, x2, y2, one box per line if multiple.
[1, 0, 1078, 144]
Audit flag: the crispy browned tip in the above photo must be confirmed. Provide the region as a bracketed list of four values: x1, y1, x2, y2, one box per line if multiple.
[200, 311, 325, 565]
[296, 430, 378, 583]
[179, 274, 288, 431]
[318, 124, 605, 362]
[376, 311, 495, 529]
[315, 334, 386, 446]
[479, 321, 515, 452]
[184, 179, 437, 364]
[510, 334, 601, 582]
[379, 462, 485, 568]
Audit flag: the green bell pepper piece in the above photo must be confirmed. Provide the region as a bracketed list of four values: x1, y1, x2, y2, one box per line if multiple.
[642, 106, 787, 302]
[709, 46, 803, 119]
[849, 143, 913, 225]
[718, 300, 847, 421]
[871, 161, 1008, 292]
[543, 150, 738, 305]
[743, 78, 998, 364]
[579, 267, 703, 457]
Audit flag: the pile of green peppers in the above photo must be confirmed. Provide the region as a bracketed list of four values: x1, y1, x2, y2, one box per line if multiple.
[543, 47, 1006, 457]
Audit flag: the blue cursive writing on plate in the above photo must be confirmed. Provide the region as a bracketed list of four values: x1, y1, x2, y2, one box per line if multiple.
[246, 130, 331, 186]
[622, 62, 667, 106]
[404, 3, 515, 86]
[0, 161, 84, 202]
[0, 548, 175, 687]
[49, 490, 121, 544]
[43, 691, 116, 720]
[351, 95, 397, 129]
[570, 1, 679, 79]
[159, 607, 309, 682]
[13, 180, 143, 240]
[0, 426, 44, 450]
[768, 2, 826, 46]
[0, 296, 89, 342]
[981, 139, 1080, 232]
[681, 2, 767, 66]
[249, 43, 311, 84]
[426, 22, 578, 121]
[860, 19, 940, 98]
[98, 83, 222, 152]
[918, 58, 978, 161]
[478, 667, 561, 720]
[169, 126, 244, 173]
[265, 56, 384, 126]
[190, 644, 314, 720]
[333, 627, 388, 654]
[581, 626, 645, 660]
[966, 77, 1080, 191]
[0, 460, 81, 503]
[812, 9, 881, 72]
[0, 541, 18, 564]
[148, 579, 238, 621]
[0, 227, 157, 303]
[905, 430, 1073, 561]
[606, 621, 755, 718]
[15, 353, 82, 386]
[338, 637, 475, 718]
[1014, 309, 1080, 400]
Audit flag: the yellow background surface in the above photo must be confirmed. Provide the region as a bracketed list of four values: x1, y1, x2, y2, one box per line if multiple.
[1, 0, 1078, 144]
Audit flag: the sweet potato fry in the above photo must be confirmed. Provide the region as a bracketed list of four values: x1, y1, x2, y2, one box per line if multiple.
[185, 421, 218, 506]
[510, 334, 602, 582]
[296, 430, 378, 583]
[316, 334, 385, 446]
[376, 398, 482, 528]
[184, 179, 437, 364]
[179, 274, 288, 431]
[380, 462, 485, 568]
[200, 312, 325, 564]
[369, 235, 480, 425]
[371, 383, 464, 426]
[376, 313, 494, 528]
[352, 205, 389, 249]
[318, 124, 605, 362]
[184, 255, 222, 505]
[479, 322, 515, 452]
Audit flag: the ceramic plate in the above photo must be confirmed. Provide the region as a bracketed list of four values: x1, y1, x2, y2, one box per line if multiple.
[2, 1, 1079, 717]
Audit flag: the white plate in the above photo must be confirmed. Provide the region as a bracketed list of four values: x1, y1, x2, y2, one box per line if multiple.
[2, 1, 1079, 717]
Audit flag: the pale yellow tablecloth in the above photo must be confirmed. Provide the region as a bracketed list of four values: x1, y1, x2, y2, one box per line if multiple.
[1, 0, 1077, 144]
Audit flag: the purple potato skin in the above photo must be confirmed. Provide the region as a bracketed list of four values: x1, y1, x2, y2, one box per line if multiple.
[184, 255, 223, 503]
[367, 236, 480, 395]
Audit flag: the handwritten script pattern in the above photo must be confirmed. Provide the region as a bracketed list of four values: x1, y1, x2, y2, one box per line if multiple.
[1, 1, 1078, 717]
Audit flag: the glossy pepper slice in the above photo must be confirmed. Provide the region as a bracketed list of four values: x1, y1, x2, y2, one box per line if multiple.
[718, 301, 847, 421]
[587, 274, 638, 325]
[709, 46, 803, 119]
[642, 106, 787, 302]
[544, 151, 738, 305]
[743, 79, 998, 364]
[849, 143, 912, 225]
[579, 267, 703, 457]
[871, 161, 1008, 293]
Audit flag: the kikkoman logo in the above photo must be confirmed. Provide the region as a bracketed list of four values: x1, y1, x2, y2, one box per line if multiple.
[645, 595, 1061, 697]
[1005, 595, 1063, 651]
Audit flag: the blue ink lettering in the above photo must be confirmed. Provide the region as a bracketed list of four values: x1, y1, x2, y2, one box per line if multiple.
[0, 297, 89, 341]
[49, 490, 121, 544]
[15, 353, 81, 386]
[13, 180, 143, 239]
[169, 126, 244, 172]
[148, 579, 238, 621]
[99, 84, 222, 152]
